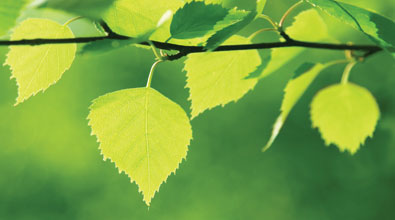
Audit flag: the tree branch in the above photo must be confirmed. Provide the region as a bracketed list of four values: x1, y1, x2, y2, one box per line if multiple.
[0, 28, 383, 61]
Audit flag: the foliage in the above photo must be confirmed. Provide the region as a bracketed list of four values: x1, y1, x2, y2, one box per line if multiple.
[44, 0, 117, 19]
[5, 18, 76, 105]
[0, 0, 394, 207]
[185, 35, 261, 118]
[88, 88, 192, 206]
[311, 83, 380, 154]
[263, 62, 330, 151]
[252, 9, 329, 79]
[305, 0, 395, 57]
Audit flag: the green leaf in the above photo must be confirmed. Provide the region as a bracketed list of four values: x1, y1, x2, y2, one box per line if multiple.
[4, 18, 77, 105]
[0, 0, 29, 36]
[80, 39, 143, 56]
[222, 0, 264, 12]
[45, 0, 116, 19]
[88, 87, 192, 206]
[256, 0, 267, 15]
[263, 63, 329, 151]
[185, 0, 224, 4]
[190, 0, 266, 13]
[80, 29, 155, 56]
[81, 11, 173, 55]
[170, 1, 228, 39]
[305, 0, 395, 54]
[213, 8, 251, 30]
[251, 9, 329, 79]
[103, 0, 183, 41]
[185, 35, 261, 118]
[203, 0, 266, 50]
[310, 83, 380, 154]
[205, 10, 255, 50]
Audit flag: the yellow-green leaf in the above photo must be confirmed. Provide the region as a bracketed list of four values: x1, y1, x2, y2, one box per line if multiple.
[81, 10, 173, 55]
[185, 35, 261, 118]
[103, 0, 183, 41]
[45, 0, 116, 19]
[305, 0, 395, 56]
[256, 0, 267, 15]
[310, 83, 380, 154]
[256, 9, 329, 79]
[0, 0, 29, 36]
[263, 63, 328, 151]
[4, 18, 77, 105]
[88, 87, 192, 206]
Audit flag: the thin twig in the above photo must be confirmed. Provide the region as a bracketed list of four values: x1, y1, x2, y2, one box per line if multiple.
[279, 1, 304, 28]
[0, 27, 384, 61]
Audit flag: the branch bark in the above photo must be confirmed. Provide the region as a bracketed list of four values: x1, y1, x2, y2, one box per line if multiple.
[0, 22, 383, 61]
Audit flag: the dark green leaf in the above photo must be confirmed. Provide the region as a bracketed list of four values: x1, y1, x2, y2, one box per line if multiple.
[170, 1, 228, 39]
[205, 10, 255, 50]
[263, 63, 331, 151]
[80, 39, 142, 56]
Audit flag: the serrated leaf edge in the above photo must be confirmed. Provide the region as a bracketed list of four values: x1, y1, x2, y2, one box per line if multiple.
[86, 89, 193, 206]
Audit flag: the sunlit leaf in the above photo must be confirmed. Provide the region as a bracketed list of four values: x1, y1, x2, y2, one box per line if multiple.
[88, 87, 192, 206]
[222, 0, 264, 12]
[310, 83, 380, 154]
[263, 63, 329, 151]
[4, 18, 76, 105]
[0, 0, 29, 36]
[45, 0, 116, 19]
[185, 0, 224, 5]
[103, 0, 183, 41]
[185, 35, 261, 118]
[81, 11, 173, 55]
[256, 0, 267, 14]
[305, 0, 395, 55]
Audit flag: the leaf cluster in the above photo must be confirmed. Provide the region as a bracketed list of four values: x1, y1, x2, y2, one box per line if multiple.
[0, 0, 393, 206]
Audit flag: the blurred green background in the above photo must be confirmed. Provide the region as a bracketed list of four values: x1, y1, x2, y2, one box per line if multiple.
[0, 0, 395, 219]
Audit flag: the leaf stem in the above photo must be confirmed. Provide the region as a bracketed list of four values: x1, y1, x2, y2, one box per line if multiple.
[146, 60, 162, 88]
[327, 59, 350, 67]
[248, 28, 279, 40]
[149, 42, 163, 61]
[63, 16, 83, 26]
[257, 14, 279, 28]
[279, 1, 304, 29]
[341, 61, 357, 84]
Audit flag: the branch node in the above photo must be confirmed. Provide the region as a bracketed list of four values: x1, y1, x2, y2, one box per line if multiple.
[279, 31, 293, 42]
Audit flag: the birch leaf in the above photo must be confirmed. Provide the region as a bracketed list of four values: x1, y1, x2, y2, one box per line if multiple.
[4, 18, 77, 105]
[263, 63, 328, 151]
[103, 0, 183, 41]
[88, 87, 192, 206]
[310, 83, 380, 154]
[170, 1, 228, 39]
[185, 35, 261, 118]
